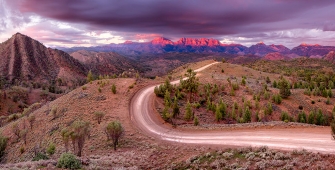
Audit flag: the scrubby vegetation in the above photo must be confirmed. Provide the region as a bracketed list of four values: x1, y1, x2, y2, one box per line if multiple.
[172, 146, 335, 170]
[57, 153, 81, 169]
[154, 62, 334, 127]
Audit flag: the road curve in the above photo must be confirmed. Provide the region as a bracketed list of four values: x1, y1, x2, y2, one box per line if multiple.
[130, 62, 335, 153]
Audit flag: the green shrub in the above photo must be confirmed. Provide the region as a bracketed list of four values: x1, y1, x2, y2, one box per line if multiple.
[32, 152, 49, 161]
[281, 111, 290, 122]
[194, 116, 199, 126]
[82, 86, 87, 90]
[47, 143, 56, 155]
[185, 101, 193, 121]
[297, 112, 307, 123]
[272, 94, 282, 104]
[111, 84, 116, 94]
[57, 153, 81, 169]
[98, 87, 102, 93]
[308, 111, 316, 124]
[264, 102, 273, 115]
[278, 78, 291, 98]
[232, 83, 239, 90]
[241, 78, 246, 86]
[0, 133, 7, 161]
[326, 96, 331, 105]
[243, 107, 251, 123]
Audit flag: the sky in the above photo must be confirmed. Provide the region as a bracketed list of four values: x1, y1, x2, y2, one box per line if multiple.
[1, 0, 335, 48]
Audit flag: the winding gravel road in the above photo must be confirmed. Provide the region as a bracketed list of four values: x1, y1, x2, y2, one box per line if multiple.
[130, 62, 335, 153]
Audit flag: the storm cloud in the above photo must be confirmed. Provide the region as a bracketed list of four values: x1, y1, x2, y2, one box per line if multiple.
[2, 0, 335, 47]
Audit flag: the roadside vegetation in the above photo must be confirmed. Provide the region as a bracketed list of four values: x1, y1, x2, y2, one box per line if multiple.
[154, 61, 334, 127]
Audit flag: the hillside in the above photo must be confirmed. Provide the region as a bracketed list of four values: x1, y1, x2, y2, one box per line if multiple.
[0, 77, 231, 169]
[0, 33, 87, 83]
[263, 52, 291, 61]
[154, 60, 334, 129]
[70, 50, 143, 75]
[0, 61, 335, 169]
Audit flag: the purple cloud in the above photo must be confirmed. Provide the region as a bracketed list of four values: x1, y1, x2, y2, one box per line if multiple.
[1, 0, 335, 48]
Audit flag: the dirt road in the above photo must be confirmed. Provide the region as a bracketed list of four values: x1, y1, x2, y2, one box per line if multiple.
[130, 62, 335, 153]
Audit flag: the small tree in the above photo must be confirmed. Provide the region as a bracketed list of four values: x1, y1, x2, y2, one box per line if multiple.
[164, 90, 171, 107]
[172, 97, 180, 118]
[326, 96, 331, 105]
[278, 78, 291, 98]
[28, 115, 36, 129]
[111, 84, 116, 94]
[105, 121, 124, 151]
[47, 142, 56, 155]
[244, 107, 252, 123]
[241, 77, 246, 86]
[94, 111, 105, 124]
[61, 128, 70, 152]
[273, 80, 277, 88]
[184, 69, 199, 102]
[87, 70, 94, 82]
[194, 116, 199, 126]
[70, 121, 90, 157]
[184, 101, 193, 121]
[215, 104, 222, 122]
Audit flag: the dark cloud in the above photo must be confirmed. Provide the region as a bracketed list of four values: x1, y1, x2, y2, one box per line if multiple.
[15, 0, 335, 38]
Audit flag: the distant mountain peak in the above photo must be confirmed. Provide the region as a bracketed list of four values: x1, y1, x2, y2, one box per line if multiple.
[300, 43, 320, 46]
[151, 37, 173, 45]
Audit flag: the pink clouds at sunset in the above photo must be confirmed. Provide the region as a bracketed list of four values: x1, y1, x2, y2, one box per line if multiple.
[1, 0, 335, 48]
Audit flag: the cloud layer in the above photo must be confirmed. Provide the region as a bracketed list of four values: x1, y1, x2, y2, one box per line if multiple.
[2, 0, 335, 48]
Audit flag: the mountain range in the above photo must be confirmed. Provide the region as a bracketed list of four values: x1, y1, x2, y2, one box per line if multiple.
[2, 33, 335, 84]
[0, 33, 140, 84]
[62, 37, 335, 58]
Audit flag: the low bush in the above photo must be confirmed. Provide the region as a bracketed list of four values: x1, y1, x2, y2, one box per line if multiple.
[57, 153, 81, 169]
[46, 143, 56, 155]
[272, 94, 282, 104]
[32, 152, 49, 161]
[111, 84, 116, 94]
